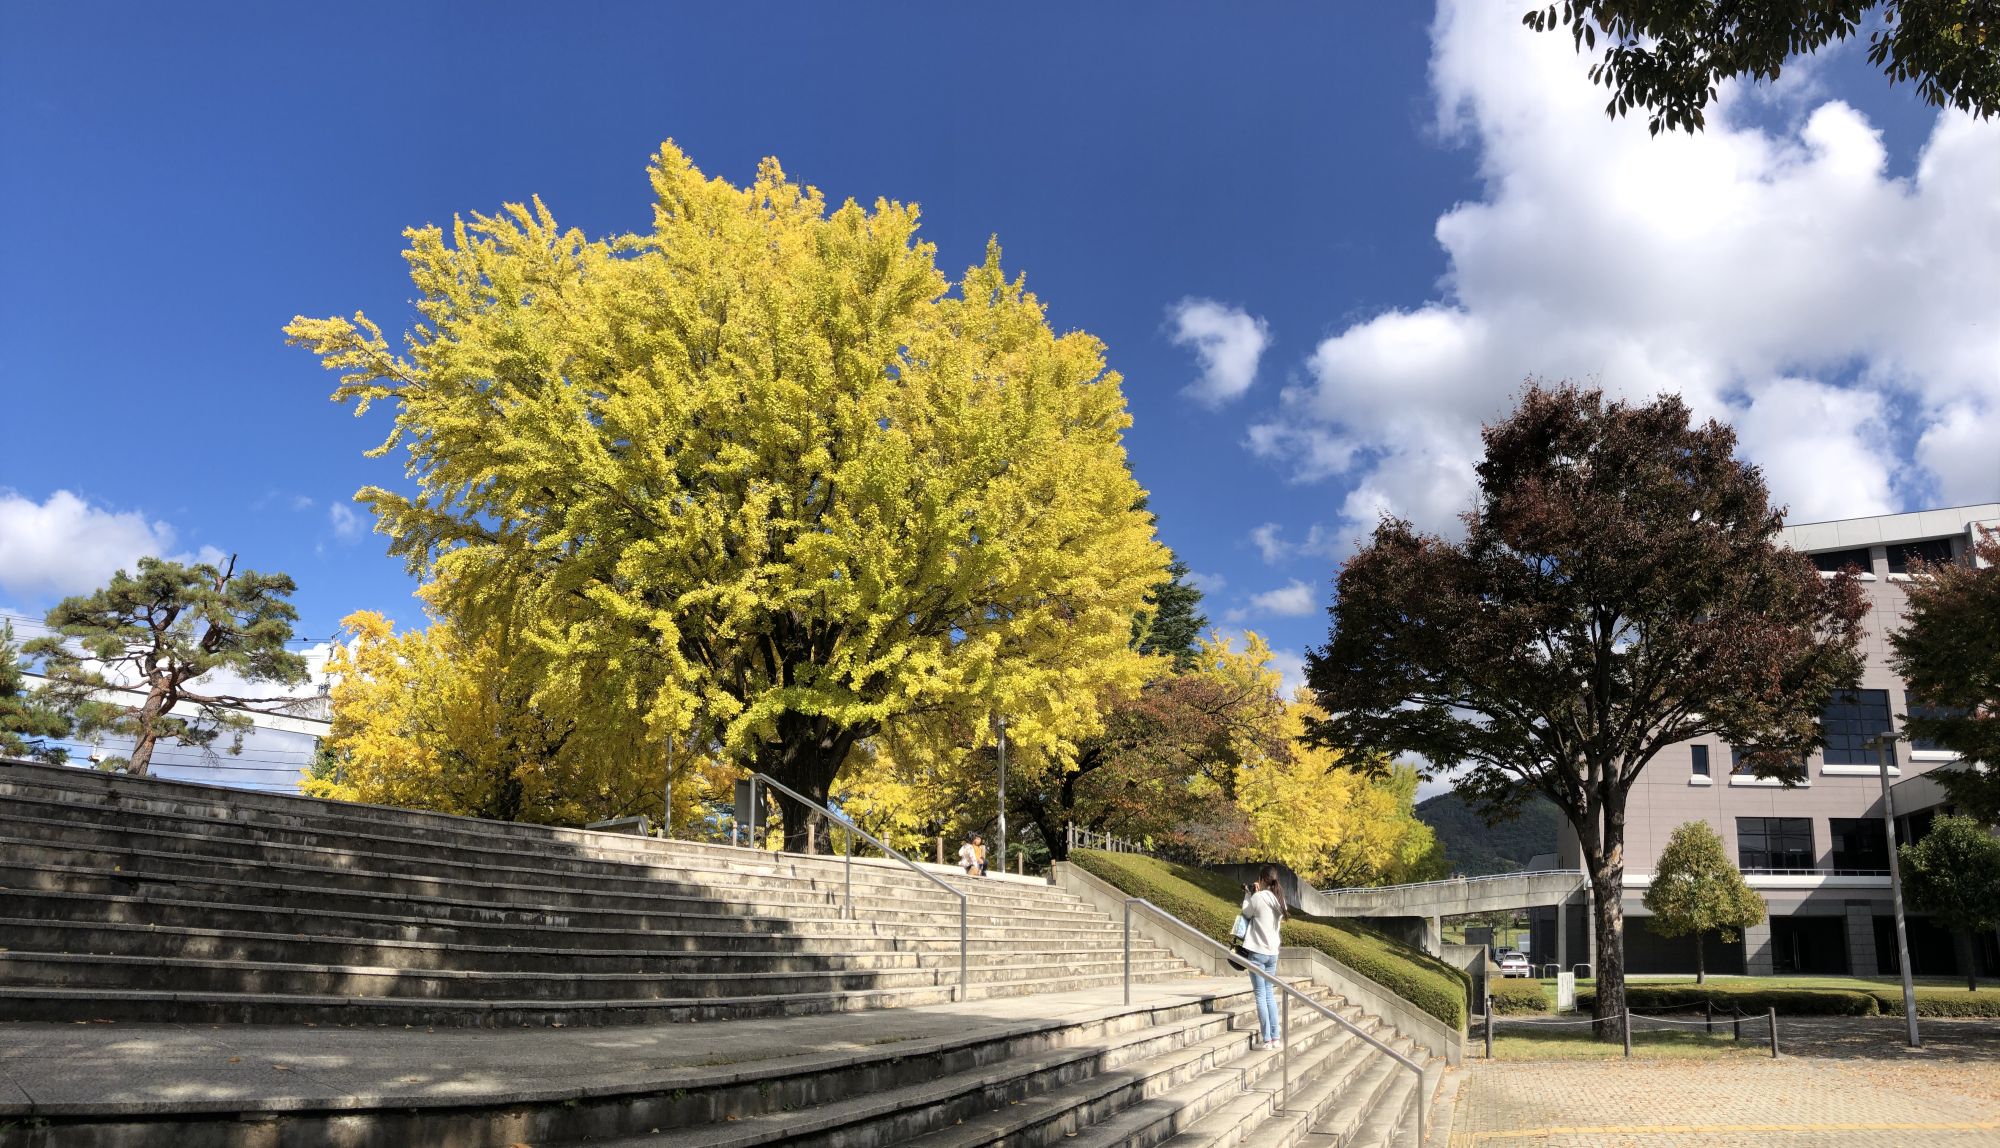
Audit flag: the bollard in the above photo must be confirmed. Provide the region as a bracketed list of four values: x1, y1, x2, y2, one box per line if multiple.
[1705, 1000, 1713, 1035]
[1484, 994, 1494, 1058]
[806, 820, 816, 856]
[1768, 1007, 1778, 1058]
[1621, 1009, 1632, 1057]
[937, 835, 944, 865]
[1733, 1012, 1742, 1041]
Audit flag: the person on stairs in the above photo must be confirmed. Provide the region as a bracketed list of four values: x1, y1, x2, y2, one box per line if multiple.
[1239, 866, 1287, 1050]
[957, 833, 987, 877]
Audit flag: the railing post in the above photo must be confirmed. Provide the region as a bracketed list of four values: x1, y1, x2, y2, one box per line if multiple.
[1768, 1008, 1778, 1058]
[958, 897, 968, 1003]
[843, 827, 852, 920]
[749, 776, 760, 850]
[1282, 987, 1291, 1107]
[1122, 900, 1132, 1005]
[1622, 1009, 1632, 1057]
[1484, 993, 1493, 1058]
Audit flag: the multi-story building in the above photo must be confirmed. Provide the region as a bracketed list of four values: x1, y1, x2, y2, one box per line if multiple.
[1532, 503, 2000, 980]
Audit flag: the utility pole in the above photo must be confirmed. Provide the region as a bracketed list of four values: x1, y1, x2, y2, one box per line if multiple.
[1870, 732, 1920, 1048]
[995, 714, 1008, 874]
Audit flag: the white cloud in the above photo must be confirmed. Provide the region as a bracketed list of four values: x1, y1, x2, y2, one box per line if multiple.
[1269, 646, 1307, 698]
[1249, 523, 1290, 564]
[1185, 570, 1228, 595]
[1245, 579, 1318, 618]
[0, 490, 185, 601]
[328, 503, 362, 540]
[291, 494, 316, 512]
[1168, 298, 1271, 407]
[1249, 0, 2000, 543]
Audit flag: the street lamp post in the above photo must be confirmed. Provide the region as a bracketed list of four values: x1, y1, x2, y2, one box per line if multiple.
[995, 714, 1008, 874]
[1870, 732, 1921, 1048]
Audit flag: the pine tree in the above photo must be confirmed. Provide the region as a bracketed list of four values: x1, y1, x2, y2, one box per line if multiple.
[1138, 558, 1209, 669]
[0, 622, 71, 762]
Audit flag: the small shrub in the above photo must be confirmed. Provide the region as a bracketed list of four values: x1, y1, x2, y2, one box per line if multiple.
[1486, 977, 1550, 1015]
[1576, 984, 1878, 1017]
[1872, 989, 2000, 1018]
[1068, 848, 1469, 1028]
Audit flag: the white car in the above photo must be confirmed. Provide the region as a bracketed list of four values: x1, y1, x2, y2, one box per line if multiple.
[1493, 952, 1533, 978]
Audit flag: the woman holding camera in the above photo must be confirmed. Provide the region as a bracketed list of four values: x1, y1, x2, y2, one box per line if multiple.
[1238, 865, 1286, 1050]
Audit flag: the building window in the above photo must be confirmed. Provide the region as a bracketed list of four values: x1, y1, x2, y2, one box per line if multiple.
[1820, 689, 1892, 765]
[1810, 547, 1873, 574]
[1829, 818, 1888, 872]
[1887, 537, 1954, 574]
[1691, 745, 1710, 777]
[1906, 700, 1965, 754]
[1738, 816, 1814, 871]
[1730, 745, 1802, 776]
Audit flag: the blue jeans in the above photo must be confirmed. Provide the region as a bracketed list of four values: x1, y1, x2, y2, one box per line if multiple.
[1245, 950, 1280, 1043]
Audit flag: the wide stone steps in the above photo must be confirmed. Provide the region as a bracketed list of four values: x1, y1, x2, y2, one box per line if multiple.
[0, 760, 1205, 1027]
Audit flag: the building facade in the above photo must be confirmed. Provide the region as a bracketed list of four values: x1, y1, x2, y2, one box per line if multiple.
[1533, 503, 2000, 980]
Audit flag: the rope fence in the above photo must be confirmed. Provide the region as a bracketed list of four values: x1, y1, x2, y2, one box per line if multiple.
[1478, 994, 1779, 1059]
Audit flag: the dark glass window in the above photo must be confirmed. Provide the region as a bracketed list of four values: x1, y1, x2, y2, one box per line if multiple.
[1821, 689, 1892, 764]
[1738, 817, 1814, 871]
[1829, 818, 1888, 872]
[1810, 547, 1873, 574]
[1690, 745, 1710, 777]
[1730, 745, 1803, 776]
[1887, 537, 1954, 574]
[1906, 700, 1965, 753]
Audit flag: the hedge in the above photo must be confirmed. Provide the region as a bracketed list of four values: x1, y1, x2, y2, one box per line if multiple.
[1577, 984, 1879, 1016]
[1068, 848, 1469, 1028]
[1871, 988, 2000, 1018]
[1486, 976, 1550, 1015]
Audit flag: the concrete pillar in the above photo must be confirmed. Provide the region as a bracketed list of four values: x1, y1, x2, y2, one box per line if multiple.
[1743, 919, 1776, 976]
[1424, 916, 1442, 957]
[1556, 893, 1568, 972]
[1844, 901, 1878, 977]
[1584, 885, 1598, 975]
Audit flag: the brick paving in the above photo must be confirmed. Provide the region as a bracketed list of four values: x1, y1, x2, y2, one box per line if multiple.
[1448, 1018, 2000, 1147]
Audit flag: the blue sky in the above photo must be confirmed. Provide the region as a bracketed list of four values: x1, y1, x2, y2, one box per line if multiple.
[3, 1, 1995, 713]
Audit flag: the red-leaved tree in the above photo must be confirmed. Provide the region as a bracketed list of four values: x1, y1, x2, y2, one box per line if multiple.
[1305, 383, 1867, 1037]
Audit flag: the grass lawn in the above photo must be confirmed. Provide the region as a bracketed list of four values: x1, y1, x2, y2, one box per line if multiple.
[1489, 1026, 1763, 1060]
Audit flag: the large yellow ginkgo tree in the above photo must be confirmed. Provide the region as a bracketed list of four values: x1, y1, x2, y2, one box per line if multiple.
[288, 143, 1164, 845]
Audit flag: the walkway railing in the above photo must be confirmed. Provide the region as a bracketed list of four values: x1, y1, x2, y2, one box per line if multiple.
[745, 772, 969, 1002]
[1120, 896, 1428, 1144]
[1318, 868, 1584, 897]
[1478, 994, 1778, 1058]
[1067, 823, 1177, 860]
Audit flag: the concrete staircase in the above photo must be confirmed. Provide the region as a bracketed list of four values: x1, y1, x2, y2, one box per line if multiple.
[0, 759, 1191, 1026]
[0, 759, 1439, 1147]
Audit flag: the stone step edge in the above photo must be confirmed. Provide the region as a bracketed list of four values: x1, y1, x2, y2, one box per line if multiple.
[0, 764, 1049, 892]
[0, 858, 1078, 933]
[0, 949, 1192, 988]
[0, 799, 1083, 909]
[0, 982, 1283, 1119]
[655, 990, 1356, 1148]
[0, 889, 1160, 947]
[0, 917, 1182, 964]
[0, 829, 1099, 923]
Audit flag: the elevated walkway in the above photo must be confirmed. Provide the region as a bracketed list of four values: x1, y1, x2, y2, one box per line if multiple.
[1310, 870, 1586, 956]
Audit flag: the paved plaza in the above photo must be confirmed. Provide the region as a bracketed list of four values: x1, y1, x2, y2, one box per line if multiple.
[1446, 1018, 2000, 1147]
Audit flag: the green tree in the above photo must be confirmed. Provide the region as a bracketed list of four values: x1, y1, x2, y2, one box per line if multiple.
[1528, 2, 2000, 135]
[287, 143, 1165, 850]
[1305, 383, 1867, 1036]
[1890, 527, 2000, 823]
[1642, 821, 1766, 984]
[1138, 558, 1209, 669]
[1901, 815, 2000, 991]
[0, 622, 71, 762]
[26, 556, 308, 776]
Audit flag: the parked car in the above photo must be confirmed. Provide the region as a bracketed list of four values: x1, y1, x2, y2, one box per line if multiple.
[1493, 951, 1533, 978]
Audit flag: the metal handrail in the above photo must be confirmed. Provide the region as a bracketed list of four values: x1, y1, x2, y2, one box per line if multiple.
[1120, 897, 1427, 1145]
[746, 772, 969, 1002]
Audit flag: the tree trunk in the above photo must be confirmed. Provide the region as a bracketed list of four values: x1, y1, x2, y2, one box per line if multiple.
[757, 712, 865, 854]
[125, 687, 171, 776]
[1696, 931, 1706, 986]
[1587, 858, 1627, 1039]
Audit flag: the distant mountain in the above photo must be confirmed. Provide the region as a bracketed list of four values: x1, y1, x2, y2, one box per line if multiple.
[1415, 791, 1562, 876]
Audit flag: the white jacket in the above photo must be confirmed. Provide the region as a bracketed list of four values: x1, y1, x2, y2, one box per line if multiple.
[1238, 888, 1283, 956]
